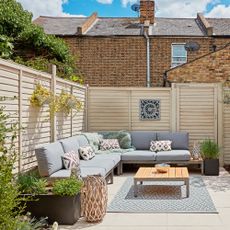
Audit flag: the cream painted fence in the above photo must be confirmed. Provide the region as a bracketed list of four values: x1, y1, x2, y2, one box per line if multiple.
[0, 59, 86, 173]
[87, 84, 225, 165]
[223, 88, 230, 164]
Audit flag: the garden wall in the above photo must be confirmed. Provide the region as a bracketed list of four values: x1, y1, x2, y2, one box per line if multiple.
[0, 58, 86, 173]
[87, 84, 225, 165]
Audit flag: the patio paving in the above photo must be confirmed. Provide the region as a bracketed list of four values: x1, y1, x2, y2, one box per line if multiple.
[60, 168, 230, 230]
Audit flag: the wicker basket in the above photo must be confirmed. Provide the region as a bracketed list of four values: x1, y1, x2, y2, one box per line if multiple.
[81, 175, 108, 222]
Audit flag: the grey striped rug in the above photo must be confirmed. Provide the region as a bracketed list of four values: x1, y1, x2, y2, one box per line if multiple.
[107, 176, 217, 213]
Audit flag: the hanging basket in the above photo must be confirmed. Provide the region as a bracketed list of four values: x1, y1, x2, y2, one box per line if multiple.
[81, 175, 108, 222]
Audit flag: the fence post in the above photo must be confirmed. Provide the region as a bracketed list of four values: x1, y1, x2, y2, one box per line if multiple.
[51, 65, 57, 142]
[171, 83, 177, 132]
[18, 69, 23, 172]
[217, 83, 224, 166]
[85, 84, 89, 132]
[70, 85, 73, 136]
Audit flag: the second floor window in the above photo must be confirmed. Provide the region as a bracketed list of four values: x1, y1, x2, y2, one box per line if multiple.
[171, 44, 187, 68]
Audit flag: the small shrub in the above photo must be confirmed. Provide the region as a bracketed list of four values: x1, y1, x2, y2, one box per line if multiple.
[17, 174, 48, 195]
[53, 177, 83, 196]
[200, 139, 220, 159]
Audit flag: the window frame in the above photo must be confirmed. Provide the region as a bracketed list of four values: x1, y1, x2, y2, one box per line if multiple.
[171, 43, 187, 68]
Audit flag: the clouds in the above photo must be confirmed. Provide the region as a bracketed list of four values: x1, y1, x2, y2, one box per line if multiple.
[121, 0, 137, 7]
[206, 4, 230, 17]
[17, 0, 230, 19]
[17, 0, 85, 19]
[121, 0, 230, 18]
[96, 0, 113, 4]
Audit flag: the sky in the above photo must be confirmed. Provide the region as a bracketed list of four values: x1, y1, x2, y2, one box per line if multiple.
[17, 0, 230, 19]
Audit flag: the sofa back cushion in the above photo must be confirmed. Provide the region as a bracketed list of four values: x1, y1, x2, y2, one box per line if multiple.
[76, 135, 89, 147]
[35, 142, 64, 177]
[130, 131, 157, 150]
[60, 136, 80, 153]
[157, 132, 189, 150]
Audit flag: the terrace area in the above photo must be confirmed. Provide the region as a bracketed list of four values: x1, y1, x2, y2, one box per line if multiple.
[0, 0, 230, 229]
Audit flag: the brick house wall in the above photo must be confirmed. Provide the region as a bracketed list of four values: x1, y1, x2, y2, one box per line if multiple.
[64, 36, 230, 87]
[166, 43, 230, 84]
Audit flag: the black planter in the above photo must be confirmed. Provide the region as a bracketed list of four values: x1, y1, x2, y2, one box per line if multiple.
[22, 193, 81, 225]
[204, 159, 219, 176]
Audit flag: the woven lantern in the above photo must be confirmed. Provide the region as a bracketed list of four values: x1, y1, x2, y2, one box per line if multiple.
[81, 175, 108, 222]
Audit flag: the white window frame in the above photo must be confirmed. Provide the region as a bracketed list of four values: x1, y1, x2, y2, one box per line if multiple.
[171, 43, 187, 68]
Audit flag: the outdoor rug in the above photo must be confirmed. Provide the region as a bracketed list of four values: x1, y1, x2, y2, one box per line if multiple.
[107, 176, 217, 213]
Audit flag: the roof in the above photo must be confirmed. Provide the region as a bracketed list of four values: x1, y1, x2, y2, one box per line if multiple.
[150, 18, 204, 36]
[33, 16, 87, 35]
[34, 16, 230, 37]
[207, 18, 230, 36]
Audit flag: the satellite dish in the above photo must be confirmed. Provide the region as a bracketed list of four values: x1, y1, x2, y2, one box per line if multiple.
[185, 42, 200, 52]
[131, 3, 140, 13]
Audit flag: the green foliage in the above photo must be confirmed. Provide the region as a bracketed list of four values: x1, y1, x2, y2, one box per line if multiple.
[0, 35, 14, 58]
[16, 214, 48, 230]
[0, 0, 84, 83]
[0, 103, 25, 229]
[200, 139, 220, 159]
[53, 177, 83, 196]
[0, 0, 32, 37]
[17, 173, 48, 195]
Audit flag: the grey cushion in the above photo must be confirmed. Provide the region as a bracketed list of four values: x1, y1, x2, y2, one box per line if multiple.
[130, 131, 157, 150]
[80, 157, 115, 173]
[50, 169, 71, 178]
[59, 136, 80, 153]
[35, 142, 64, 177]
[95, 153, 121, 165]
[80, 167, 106, 177]
[157, 132, 189, 150]
[156, 150, 191, 161]
[121, 150, 157, 161]
[76, 135, 89, 147]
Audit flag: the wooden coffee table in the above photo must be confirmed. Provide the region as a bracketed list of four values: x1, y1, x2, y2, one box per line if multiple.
[133, 167, 190, 198]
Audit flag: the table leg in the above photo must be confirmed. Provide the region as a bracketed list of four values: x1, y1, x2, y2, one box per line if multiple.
[185, 179, 190, 198]
[134, 179, 138, 197]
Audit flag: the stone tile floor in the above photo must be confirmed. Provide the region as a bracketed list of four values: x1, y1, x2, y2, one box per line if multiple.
[60, 168, 230, 230]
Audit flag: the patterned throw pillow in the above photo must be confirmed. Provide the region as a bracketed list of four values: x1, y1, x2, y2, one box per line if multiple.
[79, 146, 95, 161]
[99, 139, 120, 151]
[62, 151, 81, 179]
[150, 140, 172, 152]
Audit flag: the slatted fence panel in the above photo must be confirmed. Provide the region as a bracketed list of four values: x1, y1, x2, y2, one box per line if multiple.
[0, 58, 86, 173]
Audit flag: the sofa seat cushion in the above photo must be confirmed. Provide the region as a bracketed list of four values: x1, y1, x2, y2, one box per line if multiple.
[157, 132, 189, 150]
[80, 157, 115, 173]
[95, 153, 121, 165]
[156, 150, 191, 161]
[59, 136, 80, 153]
[50, 169, 71, 178]
[80, 167, 106, 177]
[130, 131, 157, 150]
[121, 151, 157, 161]
[35, 142, 64, 177]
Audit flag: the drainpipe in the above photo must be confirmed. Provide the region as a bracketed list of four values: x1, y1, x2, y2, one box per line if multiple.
[144, 26, 151, 87]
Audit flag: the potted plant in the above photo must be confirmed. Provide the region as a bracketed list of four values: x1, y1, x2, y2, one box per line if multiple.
[18, 173, 83, 225]
[200, 139, 220, 176]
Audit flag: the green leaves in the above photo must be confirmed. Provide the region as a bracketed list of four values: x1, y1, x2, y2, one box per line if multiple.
[0, 35, 14, 59]
[0, 0, 83, 83]
[52, 177, 83, 196]
[200, 139, 220, 160]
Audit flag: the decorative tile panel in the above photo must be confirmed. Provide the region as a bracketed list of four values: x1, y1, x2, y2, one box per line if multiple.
[140, 99, 160, 120]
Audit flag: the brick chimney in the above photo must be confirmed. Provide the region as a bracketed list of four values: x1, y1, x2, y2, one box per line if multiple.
[140, 0, 155, 24]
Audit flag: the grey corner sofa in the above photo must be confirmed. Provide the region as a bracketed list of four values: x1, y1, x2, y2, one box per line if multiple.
[35, 131, 192, 183]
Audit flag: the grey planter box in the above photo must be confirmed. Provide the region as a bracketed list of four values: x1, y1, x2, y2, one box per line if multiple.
[204, 159, 219, 176]
[22, 193, 81, 225]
